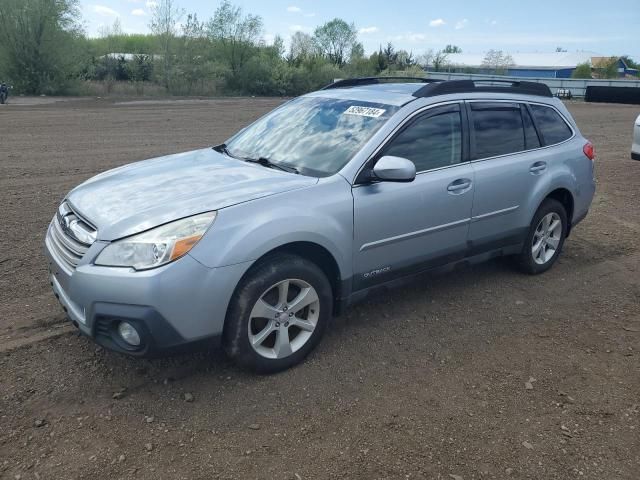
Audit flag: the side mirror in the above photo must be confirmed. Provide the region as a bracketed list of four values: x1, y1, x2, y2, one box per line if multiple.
[372, 156, 416, 183]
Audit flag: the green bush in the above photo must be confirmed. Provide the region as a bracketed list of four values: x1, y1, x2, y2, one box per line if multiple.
[572, 62, 592, 79]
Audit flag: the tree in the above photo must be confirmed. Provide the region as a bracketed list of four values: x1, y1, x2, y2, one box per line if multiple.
[373, 42, 417, 72]
[443, 44, 462, 54]
[275, 35, 286, 56]
[416, 49, 434, 69]
[620, 55, 638, 70]
[572, 62, 592, 79]
[382, 42, 398, 67]
[396, 50, 416, 69]
[182, 13, 205, 39]
[206, 0, 263, 75]
[176, 13, 211, 93]
[432, 49, 450, 72]
[127, 54, 154, 82]
[97, 18, 124, 57]
[591, 57, 619, 79]
[287, 31, 315, 65]
[370, 48, 388, 73]
[0, 0, 82, 93]
[149, 0, 184, 88]
[98, 18, 123, 39]
[350, 42, 365, 63]
[344, 44, 376, 77]
[313, 18, 358, 66]
[481, 49, 514, 75]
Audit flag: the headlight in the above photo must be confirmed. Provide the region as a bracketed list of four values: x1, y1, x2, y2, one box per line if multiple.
[95, 212, 217, 270]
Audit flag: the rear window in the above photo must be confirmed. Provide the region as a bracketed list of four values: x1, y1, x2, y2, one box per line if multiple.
[529, 104, 573, 145]
[470, 103, 525, 159]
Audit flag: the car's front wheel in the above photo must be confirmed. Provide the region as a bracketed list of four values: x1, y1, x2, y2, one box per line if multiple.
[516, 198, 568, 274]
[223, 253, 332, 373]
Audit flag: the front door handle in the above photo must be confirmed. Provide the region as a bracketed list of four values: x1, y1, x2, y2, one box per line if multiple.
[447, 178, 472, 194]
[529, 161, 547, 174]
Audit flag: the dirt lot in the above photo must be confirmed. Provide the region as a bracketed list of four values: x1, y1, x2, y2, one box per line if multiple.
[0, 98, 639, 480]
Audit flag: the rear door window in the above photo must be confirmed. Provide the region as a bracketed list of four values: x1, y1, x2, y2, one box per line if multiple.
[470, 103, 525, 159]
[529, 104, 573, 145]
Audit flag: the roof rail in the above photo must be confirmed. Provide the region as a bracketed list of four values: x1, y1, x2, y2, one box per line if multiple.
[322, 76, 441, 90]
[413, 79, 552, 98]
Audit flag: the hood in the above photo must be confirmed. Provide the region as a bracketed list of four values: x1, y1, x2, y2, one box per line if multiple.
[67, 148, 317, 240]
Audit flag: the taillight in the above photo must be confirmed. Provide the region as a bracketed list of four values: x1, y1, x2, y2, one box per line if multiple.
[583, 141, 595, 161]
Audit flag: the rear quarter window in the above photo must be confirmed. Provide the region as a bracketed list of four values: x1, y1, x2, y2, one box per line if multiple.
[530, 104, 573, 146]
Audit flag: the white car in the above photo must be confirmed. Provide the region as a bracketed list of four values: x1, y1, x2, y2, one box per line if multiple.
[633, 114, 640, 161]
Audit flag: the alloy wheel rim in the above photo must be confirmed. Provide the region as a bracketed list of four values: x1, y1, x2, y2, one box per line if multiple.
[532, 212, 562, 265]
[248, 279, 320, 359]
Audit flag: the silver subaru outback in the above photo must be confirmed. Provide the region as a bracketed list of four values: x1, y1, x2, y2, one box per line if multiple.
[45, 78, 596, 372]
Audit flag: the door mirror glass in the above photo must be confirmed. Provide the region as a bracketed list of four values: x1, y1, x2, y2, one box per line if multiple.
[372, 156, 416, 182]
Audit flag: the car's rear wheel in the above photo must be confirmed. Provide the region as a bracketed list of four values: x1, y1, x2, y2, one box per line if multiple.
[516, 198, 567, 274]
[223, 253, 332, 373]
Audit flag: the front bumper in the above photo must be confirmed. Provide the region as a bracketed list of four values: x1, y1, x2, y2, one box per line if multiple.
[45, 223, 252, 357]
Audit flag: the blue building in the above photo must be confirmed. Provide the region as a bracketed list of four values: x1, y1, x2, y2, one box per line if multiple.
[436, 52, 637, 79]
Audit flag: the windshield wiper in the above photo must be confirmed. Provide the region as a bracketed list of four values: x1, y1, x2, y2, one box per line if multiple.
[241, 156, 299, 175]
[214, 144, 299, 174]
[212, 143, 234, 157]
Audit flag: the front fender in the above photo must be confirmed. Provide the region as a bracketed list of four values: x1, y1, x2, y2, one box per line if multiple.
[189, 177, 354, 281]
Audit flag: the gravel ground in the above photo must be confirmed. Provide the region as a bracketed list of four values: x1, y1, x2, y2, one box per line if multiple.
[0, 98, 639, 480]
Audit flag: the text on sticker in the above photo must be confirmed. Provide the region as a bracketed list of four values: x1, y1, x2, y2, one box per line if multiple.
[344, 106, 386, 118]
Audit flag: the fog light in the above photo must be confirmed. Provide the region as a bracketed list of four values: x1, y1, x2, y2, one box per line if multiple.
[117, 321, 141, 346]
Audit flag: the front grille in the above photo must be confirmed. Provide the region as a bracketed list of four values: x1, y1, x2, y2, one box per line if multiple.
[47, 203, 97, 271]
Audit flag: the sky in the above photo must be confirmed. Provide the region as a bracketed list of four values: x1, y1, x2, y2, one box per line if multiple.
[80, 0, 640, 58]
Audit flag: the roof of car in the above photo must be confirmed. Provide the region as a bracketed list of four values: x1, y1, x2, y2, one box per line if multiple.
[307, 77, 554, 107]
[306, 83, 422, 107]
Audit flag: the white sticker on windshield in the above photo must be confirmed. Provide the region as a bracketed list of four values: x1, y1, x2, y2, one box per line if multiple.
[344, 105, 386, 118]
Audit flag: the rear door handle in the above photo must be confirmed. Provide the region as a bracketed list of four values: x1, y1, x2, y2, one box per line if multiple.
[529, 161, 547, 174]
[447, 178, 472, 194]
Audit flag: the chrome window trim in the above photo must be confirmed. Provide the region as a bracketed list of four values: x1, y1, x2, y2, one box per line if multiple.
[353, 97, 577, 186]
[466, 99, 577, 164]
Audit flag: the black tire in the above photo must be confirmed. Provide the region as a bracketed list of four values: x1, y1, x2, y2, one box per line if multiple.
[223, 253, 333, 373]
[516, 198, 568, 275]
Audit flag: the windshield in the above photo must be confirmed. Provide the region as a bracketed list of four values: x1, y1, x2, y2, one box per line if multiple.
[225, 96, 399, 177]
